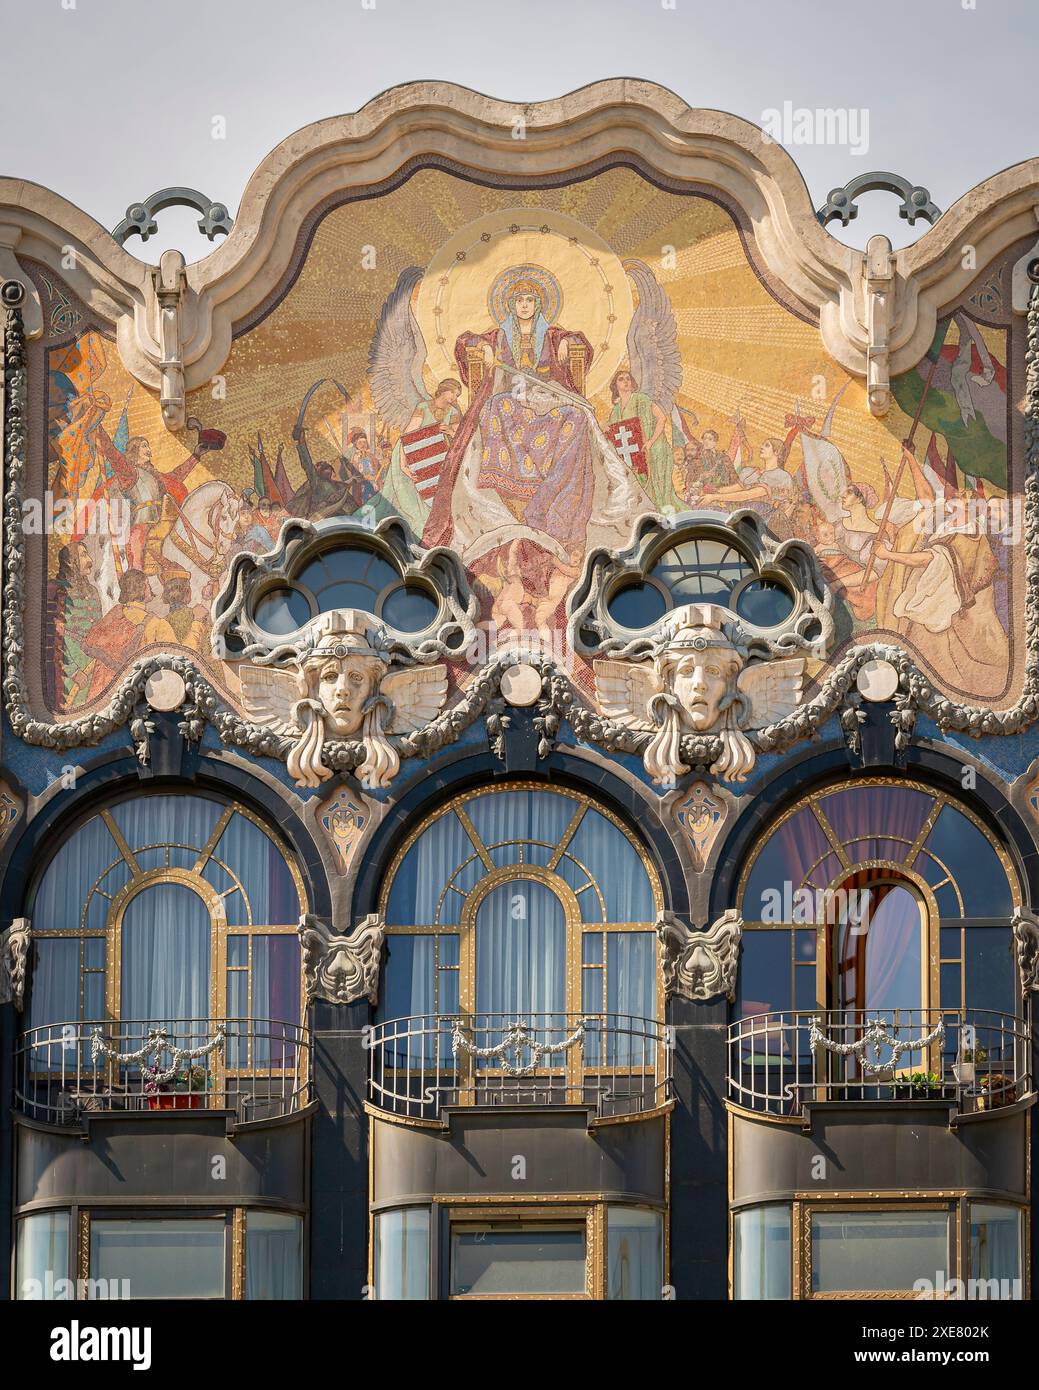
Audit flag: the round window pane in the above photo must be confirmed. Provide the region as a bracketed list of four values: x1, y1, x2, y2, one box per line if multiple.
[734, 579, 794, 627]
[651, 540, 751, 605]
[254, 586, 311, 635]
[380, 585, 439, 632]
[298, 547, 400, 613]
[607, 583, 668, 630]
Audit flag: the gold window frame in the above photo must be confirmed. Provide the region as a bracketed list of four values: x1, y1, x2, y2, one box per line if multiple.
[376, 782, 665, 1094]
[29, 796, 307, 1084]
[729, 1192, 1029, 1301]
[736, 777, 1021, 1018]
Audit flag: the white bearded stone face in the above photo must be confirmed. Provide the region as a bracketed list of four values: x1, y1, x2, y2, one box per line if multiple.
[314, 656, 378, 736]
[671, 646, 739, 732]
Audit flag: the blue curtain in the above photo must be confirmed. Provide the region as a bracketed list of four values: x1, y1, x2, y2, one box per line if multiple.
[475, 880, 566, 1020]
[214, 813, 299, 926]
[385, 812, 477, 926]
[33, 815, 119, 930]
[110, 795, 220, 859]
[120, 883, 210, 1026]
[465, 790, 576, 867]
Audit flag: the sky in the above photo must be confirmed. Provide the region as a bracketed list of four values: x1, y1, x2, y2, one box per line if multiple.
[0, 0, 1034, 264]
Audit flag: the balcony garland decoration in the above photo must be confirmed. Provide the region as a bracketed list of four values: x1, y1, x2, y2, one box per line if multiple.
[451, 1018, 587, 1077]
[89, 1026, 227, 1084]
[808, 1017, 945, 1076]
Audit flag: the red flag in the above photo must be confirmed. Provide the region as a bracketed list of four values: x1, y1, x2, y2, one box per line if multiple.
[924, 432, 960, 492]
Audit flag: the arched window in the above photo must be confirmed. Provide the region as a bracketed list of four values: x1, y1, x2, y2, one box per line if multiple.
[251, 543, 440, 638]
[22, 793, 306, 1117]
[730, 778, 1024, 1115]
[372, 783, 665, 1117]
[605, 536, 795, 632]
[736, 778, 1019, 1020]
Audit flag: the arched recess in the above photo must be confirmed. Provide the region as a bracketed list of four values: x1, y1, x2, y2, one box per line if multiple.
[0, 752, 331, 927]
[376, 780, 664, 1028]
[715, 749, 1032, 1113]
[359, 754, 678, 1120]
[352, 747, 690, 927]
[1, 755, 332, 1125]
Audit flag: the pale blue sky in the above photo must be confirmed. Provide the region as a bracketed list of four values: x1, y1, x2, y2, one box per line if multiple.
[0, 0, 1032, 261]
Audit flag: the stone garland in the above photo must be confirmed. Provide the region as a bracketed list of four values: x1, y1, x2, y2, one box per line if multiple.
[809, 1016, 945, 1075]
[451, 1018, 587, 1077]
[88, 1025, 227, 1083]
[4, 288, 1039, 783]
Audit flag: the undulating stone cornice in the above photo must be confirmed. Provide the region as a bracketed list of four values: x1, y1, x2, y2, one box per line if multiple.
[0, 80, 1037, 412]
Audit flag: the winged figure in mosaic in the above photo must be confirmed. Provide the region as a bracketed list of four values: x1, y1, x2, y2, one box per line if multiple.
[594, 603, 804, 784]
[238, 609, 448, 790]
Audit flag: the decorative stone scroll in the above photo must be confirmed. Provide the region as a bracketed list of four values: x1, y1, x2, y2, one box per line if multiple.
[298, 913, 385, 1006]
[657, 909, 742, 1003]
[211, 515, 478, 664]
[569, 510, 836, 661]
[0, 917, 31, 1010]
[1012, 906, 1039, 994]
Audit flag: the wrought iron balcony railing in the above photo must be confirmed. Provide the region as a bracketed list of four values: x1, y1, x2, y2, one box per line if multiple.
[367, 1012, 671, 1123]
[15, 1018, 311, 1126]
[727, 1008, 1031, 1118]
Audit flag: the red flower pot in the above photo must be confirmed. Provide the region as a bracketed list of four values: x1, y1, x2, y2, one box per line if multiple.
[148, 1092, 203, 1111]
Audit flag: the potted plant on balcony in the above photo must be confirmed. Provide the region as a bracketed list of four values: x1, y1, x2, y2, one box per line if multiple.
[144, 1063, 208, 1111]
[978, 1072, 1016, 1111]
[952, 1045, 986, 1087]
[893, 1070, 952, 1100]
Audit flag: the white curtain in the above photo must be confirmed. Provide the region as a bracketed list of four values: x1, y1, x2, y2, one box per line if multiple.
[565, 809, 655, 922]
[386, 812, 474, 926]
[213, 812, 299, 925]
[33, 815, 118, 931]
[110, 795, 220, 857]
[245, 1213, 303, 1299]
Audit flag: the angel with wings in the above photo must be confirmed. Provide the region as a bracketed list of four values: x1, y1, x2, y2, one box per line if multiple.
[238, 609, 447, 791]
[368, 267, 464, 539]
[608, 260, 686, 513]
[594, 603, 804, 784]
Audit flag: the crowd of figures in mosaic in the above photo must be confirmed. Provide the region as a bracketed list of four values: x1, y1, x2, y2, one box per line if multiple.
[1, 154, 1034, 797]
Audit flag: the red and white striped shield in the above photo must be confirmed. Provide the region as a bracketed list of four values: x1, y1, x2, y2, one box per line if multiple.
[400, 424, 449, 502]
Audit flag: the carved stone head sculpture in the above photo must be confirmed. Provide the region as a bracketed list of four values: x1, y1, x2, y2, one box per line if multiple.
[594, 603, 805, 784]
[239, 610, 448, 790]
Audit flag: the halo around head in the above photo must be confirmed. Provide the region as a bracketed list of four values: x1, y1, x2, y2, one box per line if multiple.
[489, 264, 562, 326]
[414, 207, 634, 398]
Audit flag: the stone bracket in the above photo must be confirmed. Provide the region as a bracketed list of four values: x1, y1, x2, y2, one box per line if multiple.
[152, 250, 188, 430]
[863, 235, 894, 417]
[0, 917, 31, 1010]
[298, 912, 385, 1006]
[658, 909, 742, 1004]
[1012, 906, 1039, 994]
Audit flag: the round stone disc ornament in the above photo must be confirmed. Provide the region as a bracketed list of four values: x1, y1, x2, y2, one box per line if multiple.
[500, 663, 542, 707]
[855, 659, 899, 703]
[145, 670, 187, 712]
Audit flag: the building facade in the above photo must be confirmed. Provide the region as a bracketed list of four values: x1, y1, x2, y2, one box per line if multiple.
[1, 80, 1037, 1301]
